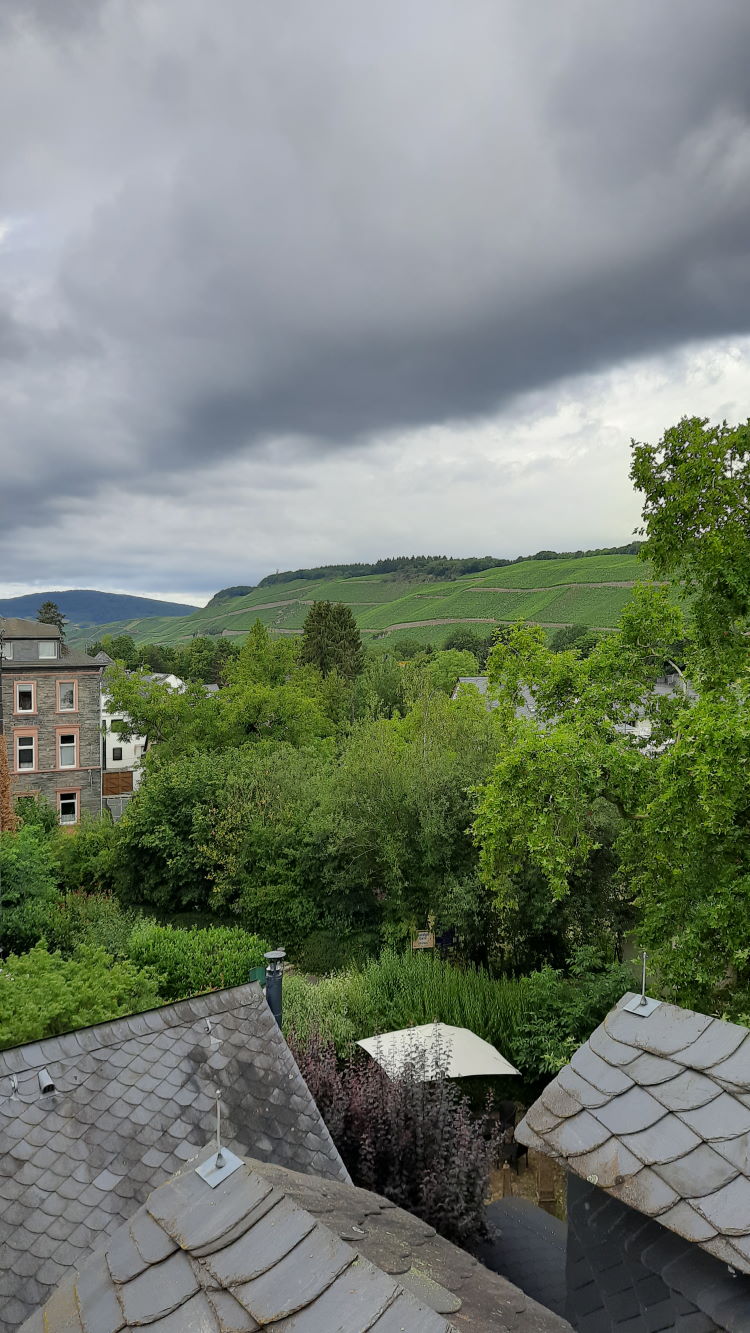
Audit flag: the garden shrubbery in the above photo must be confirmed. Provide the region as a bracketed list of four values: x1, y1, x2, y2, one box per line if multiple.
[288, 1027, 499, 1245]
[283, 946, 632, 1084]
[126, 922, 269, 1000]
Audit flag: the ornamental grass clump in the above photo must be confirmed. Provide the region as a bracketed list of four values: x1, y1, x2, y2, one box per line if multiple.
[289, 1026, 500, 1245]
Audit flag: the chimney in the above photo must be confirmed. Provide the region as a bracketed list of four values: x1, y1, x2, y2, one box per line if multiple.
[263, 949, 286, 1028]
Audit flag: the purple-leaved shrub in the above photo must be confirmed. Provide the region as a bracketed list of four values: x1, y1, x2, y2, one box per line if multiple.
[289, 1026, 500, 1245]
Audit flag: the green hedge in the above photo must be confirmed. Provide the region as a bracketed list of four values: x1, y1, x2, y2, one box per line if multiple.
[126, 922, 270, 1000]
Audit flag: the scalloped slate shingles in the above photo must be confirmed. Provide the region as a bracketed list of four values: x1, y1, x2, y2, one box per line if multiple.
[0, 984, 348, 1333]
[517, 991, 750, 1275]
[18, 1149, 573, 1332]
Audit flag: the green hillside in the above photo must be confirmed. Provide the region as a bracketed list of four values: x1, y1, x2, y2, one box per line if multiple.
[66, 553, 654, 650]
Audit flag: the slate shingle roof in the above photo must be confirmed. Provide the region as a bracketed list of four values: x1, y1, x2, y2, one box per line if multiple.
[471, 1197, 567, 1318]
[516, 991, 750, 1275]
[18, 1148, 572, 1332]
[0, 984, 348, 1333]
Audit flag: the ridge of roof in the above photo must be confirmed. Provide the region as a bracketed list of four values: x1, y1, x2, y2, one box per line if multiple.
[0, 984, 348, 1332]
[18, 1148, 573, 1332]
[517, 992, 750, 1275]
[0, 982, 264, 1074]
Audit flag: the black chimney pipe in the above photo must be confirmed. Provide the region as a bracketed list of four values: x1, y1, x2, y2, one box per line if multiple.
[264, 949, 286, 1028]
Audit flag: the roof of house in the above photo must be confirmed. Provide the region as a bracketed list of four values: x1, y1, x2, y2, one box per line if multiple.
[0, 618, 61, 639]
[19, 1148, 572, 1333]
[471, 1197, 567, 1318]
[516, 991, 750, 1276]
[0, 984, 347, 1332]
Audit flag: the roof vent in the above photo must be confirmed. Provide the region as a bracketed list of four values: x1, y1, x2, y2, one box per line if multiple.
[38, 1068, 55, 1095]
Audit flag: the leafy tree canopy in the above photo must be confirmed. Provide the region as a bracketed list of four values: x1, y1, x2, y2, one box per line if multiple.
[37, 600, 66, 640]
[300, 601, 365, 680]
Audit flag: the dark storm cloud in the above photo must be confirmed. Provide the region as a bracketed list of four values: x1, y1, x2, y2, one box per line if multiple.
[1, 0, 750, 572]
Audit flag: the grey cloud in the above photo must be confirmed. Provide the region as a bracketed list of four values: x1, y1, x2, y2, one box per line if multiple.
[1, 0, 750, 583]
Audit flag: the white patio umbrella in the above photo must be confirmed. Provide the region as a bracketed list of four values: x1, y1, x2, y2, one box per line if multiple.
[356, 1022, 519, 1080]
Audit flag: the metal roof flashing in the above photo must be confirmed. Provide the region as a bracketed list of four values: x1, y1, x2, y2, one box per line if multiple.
[622, 993, 662, 1017]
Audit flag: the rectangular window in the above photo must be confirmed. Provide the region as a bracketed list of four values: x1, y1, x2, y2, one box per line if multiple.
[58, 733, 77, 768]
[110, 718, 127, 735]
[58, 792, 78, 825]
[112, 746, 123, 761]
[16, 735, 35, 771]
[15, 683, 36, 713]
[1, 641, 13, 660]
[57, 681, 76, 711]
[38, 641, 58, 659]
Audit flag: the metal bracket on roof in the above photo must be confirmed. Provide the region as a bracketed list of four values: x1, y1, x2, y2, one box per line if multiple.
[196, 1148, 243, 1188]
[195, 1089, 243, 1188]
[623, 994, 661, 1017]
[623, 951, 662, 1017]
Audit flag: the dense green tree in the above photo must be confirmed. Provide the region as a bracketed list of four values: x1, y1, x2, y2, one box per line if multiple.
[408, 649, 478, 700]
[549, 623, 600, 657]
[631, 414, 750, 684]
[136, 642, 177, 674]
[391, 636, 434, 659]
[300, 602, 365, 679]
[325, 690, 501, 939]
[96, 633, 139, 667]
[0, 825, 59, 908]
[0, 945, 161, 1049]
[37, 600, 66, 640]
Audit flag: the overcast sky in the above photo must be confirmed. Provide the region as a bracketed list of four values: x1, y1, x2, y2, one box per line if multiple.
[1, 1, 750, 603]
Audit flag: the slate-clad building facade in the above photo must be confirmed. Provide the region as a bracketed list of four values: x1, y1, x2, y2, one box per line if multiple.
[518, 993, 750, 1332]
[0, 618, 102, 824]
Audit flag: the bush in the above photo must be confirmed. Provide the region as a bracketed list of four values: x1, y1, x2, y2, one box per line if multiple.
[283, 949, 526, 1058]
[0, 945, 162, 1049]
[0, 892, 142, 960]
[126, 922, 270, 1000]
[284, 947, 634, 1087]
[290, 929, 379, 975]
[0, 825, 59, 907]
[289, 1028, 498, 1245]
[509, 948, 634, 1078]
[53, 816, 120, 895]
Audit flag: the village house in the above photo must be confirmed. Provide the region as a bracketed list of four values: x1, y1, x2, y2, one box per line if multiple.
[0, 618, 102, 826]
[517, 992, 750, 1331]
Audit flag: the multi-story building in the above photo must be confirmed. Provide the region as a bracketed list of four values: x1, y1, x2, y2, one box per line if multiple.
[0, 618, 103, 825]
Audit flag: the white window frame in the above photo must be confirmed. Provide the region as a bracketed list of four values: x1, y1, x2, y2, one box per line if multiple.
[58, 791, 79, 825]
[58, 732, 78, 768]
[15, 682, 37, 713]
[38, 641, 58, 659]
[16, 734, 36, 771]
[57, 680, 77, 711]
[1, 641, 13, 660]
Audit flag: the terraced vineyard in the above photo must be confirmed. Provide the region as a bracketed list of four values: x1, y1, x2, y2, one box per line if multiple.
[66, 553, 658, 650]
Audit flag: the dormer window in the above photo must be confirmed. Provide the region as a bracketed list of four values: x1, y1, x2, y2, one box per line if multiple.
[38, 641, 58, 659]
[0, 641, 13, 659]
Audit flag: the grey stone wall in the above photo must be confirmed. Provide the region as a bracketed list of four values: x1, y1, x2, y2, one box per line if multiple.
[566, 1176, 750, 1332]
[0, 666, 102, 820]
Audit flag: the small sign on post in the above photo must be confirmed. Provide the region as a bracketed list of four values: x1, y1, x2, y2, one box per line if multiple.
[412, 931, 435, 951]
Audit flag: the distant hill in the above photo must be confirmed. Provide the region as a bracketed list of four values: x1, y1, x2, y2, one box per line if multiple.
[65, 551, 655, 651]
[0, 590, 199, 627]
[257, 545, 642, 587]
